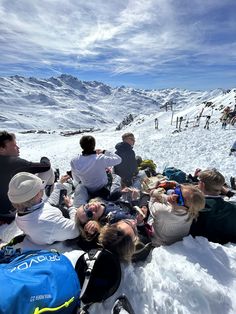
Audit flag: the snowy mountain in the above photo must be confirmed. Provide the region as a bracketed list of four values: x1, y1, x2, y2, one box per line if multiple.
[1, 75, 236, 314]
[1, 74, 235, 132]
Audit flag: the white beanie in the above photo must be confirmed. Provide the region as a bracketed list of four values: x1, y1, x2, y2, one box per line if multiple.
[8, 172, 44, 204]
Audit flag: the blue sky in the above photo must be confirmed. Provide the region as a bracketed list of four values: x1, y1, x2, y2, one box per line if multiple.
[0, 0, 236, 90]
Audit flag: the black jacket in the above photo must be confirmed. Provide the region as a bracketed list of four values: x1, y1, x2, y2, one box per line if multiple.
[113, 142, 138, 186]
[189, 196, 236, 244]
[0, 156, 50, 222]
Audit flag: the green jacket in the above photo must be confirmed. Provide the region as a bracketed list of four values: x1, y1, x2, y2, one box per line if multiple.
[189, 197, 236, 244]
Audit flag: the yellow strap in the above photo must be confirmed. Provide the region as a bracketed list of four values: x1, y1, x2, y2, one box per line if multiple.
[33, 297, 75, 314]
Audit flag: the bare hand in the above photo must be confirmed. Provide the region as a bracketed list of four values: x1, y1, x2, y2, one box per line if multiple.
[63, 195, 73, 208]
[60, 174, 70, 184]
[167, 194, 178, 204]
[84, 221, 100, 235]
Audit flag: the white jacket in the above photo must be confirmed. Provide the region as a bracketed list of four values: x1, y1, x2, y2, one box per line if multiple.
[149, 197, 192, 246]
[15, 202, 79, 245]
[71, 151, 121, 192]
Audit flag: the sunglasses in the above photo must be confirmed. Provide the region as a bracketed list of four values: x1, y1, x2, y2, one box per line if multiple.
[174, 186, 187, 208]
[83, 204, 94, 220]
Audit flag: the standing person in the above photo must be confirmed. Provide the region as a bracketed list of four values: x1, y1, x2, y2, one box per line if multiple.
[154, 118, 159, 130]
[71, 135, 122, 206]
[114, 133, 139, 187]
[0, 131, 54, 225]
[229, 140, 236, 156]
[204, 115, 211, 130]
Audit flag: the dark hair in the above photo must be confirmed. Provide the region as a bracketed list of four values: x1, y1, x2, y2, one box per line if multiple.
[80, 135, 96, 154]
[0, 131, 15, 148]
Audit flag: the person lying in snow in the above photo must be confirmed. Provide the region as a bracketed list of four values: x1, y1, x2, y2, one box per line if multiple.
[74, 196, 150, 250]
[8, 172, 79, 245]
[189, 169, 236, 244]
[147, 184, 205, 246]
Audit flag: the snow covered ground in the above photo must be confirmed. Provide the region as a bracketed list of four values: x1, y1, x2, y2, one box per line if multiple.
[1, 78, 236, 313]
[12, 113, 236, 314]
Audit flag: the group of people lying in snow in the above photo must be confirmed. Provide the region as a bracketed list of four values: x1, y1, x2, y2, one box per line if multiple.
[0, 130, 236, 264]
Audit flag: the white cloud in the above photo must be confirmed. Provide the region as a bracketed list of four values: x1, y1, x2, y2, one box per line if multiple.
[0, 0, 235, 77]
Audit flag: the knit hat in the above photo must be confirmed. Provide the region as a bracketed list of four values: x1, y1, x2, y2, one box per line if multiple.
[8, 172, 44, 204]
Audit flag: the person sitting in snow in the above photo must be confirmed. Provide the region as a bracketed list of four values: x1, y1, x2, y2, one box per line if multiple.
[189, 169, 236, 244]
[70, 135, 122, 207]
[114, 133, 146, 189]
[0, 131, 54, 225]
[148, 184, 205, 246]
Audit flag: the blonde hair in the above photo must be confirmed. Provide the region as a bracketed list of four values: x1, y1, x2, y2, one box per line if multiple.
[88, 197, 103, 204]
[198, 169, 225, 195]
[181, 184, 205, 220]
[98, 223, 136, 262]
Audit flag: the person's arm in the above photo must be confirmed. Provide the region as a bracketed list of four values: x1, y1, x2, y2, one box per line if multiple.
[102, 151, 122, 167]
[15, 157, 51, 174]
[149, 199, 171, 217]
[70, 159, 81, 184]
[49, 211, 80, 243]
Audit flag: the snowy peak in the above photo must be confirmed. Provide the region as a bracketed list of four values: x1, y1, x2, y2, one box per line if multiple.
[0, 75, 235, 132]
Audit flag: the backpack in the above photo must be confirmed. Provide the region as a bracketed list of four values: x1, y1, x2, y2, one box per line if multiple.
[138, 159, 157, 177]
[163, 167, 187, 184]
[76, 249, 121, 306]
[0, 247, 121, 314]
[0, 250, 80, 314]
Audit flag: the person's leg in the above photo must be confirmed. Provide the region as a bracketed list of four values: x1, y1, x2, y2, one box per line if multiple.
[132, 170, 147, 190]
[109, 174, 122, 201]
[73, 184, 89, 207]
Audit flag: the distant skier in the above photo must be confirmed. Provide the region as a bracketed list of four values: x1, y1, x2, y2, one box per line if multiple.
[154, 118, 159, 130]
[204, 115, 211, 130]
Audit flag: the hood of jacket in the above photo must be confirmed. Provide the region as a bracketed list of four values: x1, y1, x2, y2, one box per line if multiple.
[115, 141, 132, 152]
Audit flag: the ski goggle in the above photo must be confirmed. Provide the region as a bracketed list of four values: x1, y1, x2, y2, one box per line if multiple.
[174, 186, 188, 208]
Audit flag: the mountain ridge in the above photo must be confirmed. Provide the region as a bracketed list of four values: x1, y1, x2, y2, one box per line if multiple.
[0, 74, 235, 131]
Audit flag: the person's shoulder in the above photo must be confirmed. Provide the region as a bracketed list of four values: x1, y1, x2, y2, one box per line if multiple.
[71, 154, 82, 164]
[115, 142, 129, 150]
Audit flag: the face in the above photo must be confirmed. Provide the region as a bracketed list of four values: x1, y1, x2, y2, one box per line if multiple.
[117, 219, 137, 241]
[0, 139, 19, 156]
[125, 136, 135, 147]
[77, 201, 105, 224]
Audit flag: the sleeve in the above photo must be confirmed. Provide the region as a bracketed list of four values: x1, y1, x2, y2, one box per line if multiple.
[149, 200, 170, 218]
[102, 151, 122, 167]
[15, 157, 51, 174]
[49, 212, 80, 243]
[70, 159, 81, 184]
